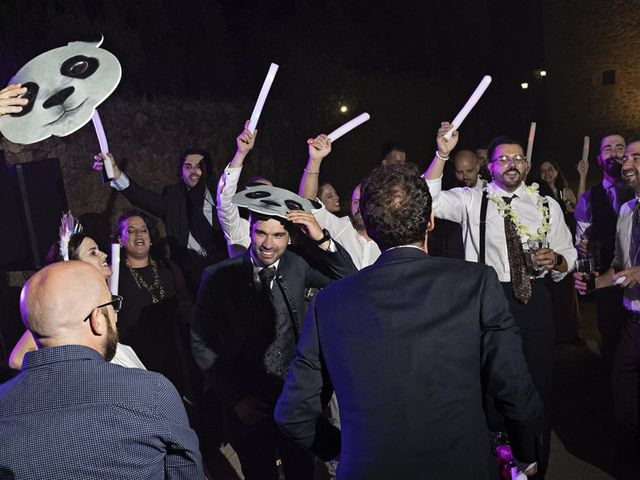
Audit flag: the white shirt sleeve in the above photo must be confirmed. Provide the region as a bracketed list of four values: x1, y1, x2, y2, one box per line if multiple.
[546, 196, 578, 281]
[425, 175, 469, 224]
[216, 163, 251, 256]
[110, 171, 131, 191]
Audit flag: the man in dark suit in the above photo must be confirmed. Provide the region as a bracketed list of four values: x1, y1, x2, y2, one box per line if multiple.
[275, 164, 543, 479]
[93, 149, 227, 293]
[191, 207, 356, 479]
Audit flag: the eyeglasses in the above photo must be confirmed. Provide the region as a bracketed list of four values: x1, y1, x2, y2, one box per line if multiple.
[83, 294, 123, 322]
[492, 155, 528, 166]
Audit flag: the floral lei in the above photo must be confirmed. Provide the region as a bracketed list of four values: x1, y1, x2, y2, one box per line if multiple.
[486, 183, 550, 242]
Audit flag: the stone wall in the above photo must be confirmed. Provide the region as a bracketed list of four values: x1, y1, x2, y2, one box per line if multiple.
[542, 0, 640, 164]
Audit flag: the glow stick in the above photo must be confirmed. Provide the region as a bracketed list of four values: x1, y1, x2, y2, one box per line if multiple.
[581, 136, 590, 163]
[248, 63, 279, 134]
[327, 113, 370, 142]
[526, 122, 536, 163]
[92, 110, 115, 180]
[109, 243, 120, 295]
[444, 75, 492, 140]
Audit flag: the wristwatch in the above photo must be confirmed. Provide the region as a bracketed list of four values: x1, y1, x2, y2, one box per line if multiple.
[313, 228, 331, 245]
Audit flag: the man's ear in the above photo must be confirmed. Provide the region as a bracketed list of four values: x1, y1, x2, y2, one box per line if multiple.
[87, 308, 107, 336]
[427, 210, 435, 232]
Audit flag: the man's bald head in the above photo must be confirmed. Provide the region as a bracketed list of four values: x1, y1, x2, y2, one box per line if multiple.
[20, 261, 116, 356]
[453, 150, 481, 188]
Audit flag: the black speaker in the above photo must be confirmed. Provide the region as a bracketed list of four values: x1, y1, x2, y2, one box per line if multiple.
[0, 153, 69, 271]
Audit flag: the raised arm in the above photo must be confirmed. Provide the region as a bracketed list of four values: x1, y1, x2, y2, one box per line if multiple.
[422, 122, 459, 180]
[576, 156, 589, 198]
[217, 121, 256, 256]
[299, 134, 332, 200]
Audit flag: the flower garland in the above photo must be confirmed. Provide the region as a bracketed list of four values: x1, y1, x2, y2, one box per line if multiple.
[486, 183, 551, 242]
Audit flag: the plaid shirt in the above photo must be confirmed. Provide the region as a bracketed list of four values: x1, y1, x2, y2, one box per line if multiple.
[0, 345, 203, 479]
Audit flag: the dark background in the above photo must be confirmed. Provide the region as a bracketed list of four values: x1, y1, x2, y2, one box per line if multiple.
[0, 0, 550, 196]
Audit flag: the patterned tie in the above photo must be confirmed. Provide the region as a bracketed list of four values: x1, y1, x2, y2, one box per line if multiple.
[503, 196, 532, 304]
[630, 201, 640, 266]
[258, 266, 277, 294]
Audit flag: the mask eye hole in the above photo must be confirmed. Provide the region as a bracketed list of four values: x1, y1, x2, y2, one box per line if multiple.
[285, 200, 303, 210]
[60, 55, 99, 79]
[246, 191, 271, 199]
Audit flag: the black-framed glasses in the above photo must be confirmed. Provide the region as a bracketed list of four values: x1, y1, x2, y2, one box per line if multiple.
[83, 294, 123, 322]
[492, 155, 528, 166]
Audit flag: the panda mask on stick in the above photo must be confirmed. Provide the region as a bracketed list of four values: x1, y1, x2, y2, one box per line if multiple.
[0, 37, 121, 145]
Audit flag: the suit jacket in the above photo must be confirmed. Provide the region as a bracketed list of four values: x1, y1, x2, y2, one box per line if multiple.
[191, 242, 356, 410]
[275, 247, 542, 479]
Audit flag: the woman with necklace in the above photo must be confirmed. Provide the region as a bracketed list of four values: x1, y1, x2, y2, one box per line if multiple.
[114, 209, 193, 396]
[9, 213, 145, 370]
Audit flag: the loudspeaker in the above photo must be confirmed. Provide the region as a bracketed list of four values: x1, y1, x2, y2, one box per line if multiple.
[0, 152, 69, 271]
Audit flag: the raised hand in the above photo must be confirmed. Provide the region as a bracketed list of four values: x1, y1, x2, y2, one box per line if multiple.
[307, 134, 332, 162]
[92, 152, 122, 180]
[0, 84, 28, 116]
[436, 121, 459, 157]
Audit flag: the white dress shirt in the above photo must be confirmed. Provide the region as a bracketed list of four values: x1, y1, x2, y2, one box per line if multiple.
[313, 206, 380, 270]
[612, 197, 640, 312]
[427, 176, 577, 283]
[111, 172, 214, 257]
[216, 163, 251, 256]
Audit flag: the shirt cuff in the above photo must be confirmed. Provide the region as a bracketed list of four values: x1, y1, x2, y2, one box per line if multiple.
[425, 175, 442, 198]
[110, 171, 130, 191]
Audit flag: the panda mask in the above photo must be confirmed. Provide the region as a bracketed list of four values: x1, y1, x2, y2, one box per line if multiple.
[0, 37, 121, 145]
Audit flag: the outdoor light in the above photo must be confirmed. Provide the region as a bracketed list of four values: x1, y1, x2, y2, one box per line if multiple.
[539, 70, 547, 77]
[520, 82, 529, 90]
[340, 105, 348, 113]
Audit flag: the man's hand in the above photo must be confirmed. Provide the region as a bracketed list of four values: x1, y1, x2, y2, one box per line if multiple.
[532, 248, 560, 271]
[577, 235, 589, 257]
[234, 395, 269, 425]
[573, 271, 599, 295]
[0, 84, 28, 116]
[92, 152, 122, 180]
[307, 134, 332, 163]
[286, 210, 329, 247]
[613, 267, 640, 288]
[576, 158, 589, 178]
[435, 121, 459, 157]
[236, 120, 257, 154]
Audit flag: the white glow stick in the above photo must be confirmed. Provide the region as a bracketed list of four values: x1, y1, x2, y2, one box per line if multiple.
[92, 110, 115, 179]
[581, 136, 590, 163]
[526, 122, 536, 163]
[248, 63, 279, 134]
[327, 113, 370, 142]
[109, 243, 120, 295]
[444, 75, 493, 140]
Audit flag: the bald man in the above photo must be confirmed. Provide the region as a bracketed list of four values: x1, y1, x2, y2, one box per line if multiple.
[0, 261, 204, 479]
[453, 150, 484, 189]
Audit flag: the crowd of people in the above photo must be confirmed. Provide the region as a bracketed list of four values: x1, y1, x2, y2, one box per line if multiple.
[1, 81, 639, 480]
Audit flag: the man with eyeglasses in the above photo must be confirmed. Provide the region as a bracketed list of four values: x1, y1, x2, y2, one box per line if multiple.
[574, 134, 630, 372]
[423, 122, 576, 479]
[0, 261, 204, 479]
[574, 138, 640, 466]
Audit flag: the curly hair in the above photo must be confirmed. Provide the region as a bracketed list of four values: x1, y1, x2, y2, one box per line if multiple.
[360, 163, 432, 251]
[114, 208, 160, 244]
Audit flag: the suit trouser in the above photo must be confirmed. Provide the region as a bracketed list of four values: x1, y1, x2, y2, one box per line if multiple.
[487, 280, 553, 479]
[595, 287, 626, 373]
[611, 314, 640, 456]
[224, 410, 315, 480]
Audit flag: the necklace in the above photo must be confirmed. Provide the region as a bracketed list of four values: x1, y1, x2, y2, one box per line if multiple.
[487, 183, 550, 242]
[125, 257, 166, 303]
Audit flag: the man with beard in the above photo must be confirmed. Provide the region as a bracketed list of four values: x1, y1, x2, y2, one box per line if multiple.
[424, 122, 576, 479]
[454, 149, 485, 188]
[574, 134, 630, 371]
[575, 138, 640, 464]
[93, 149, 227, 293]
[191, 206, 356, 479]
[299, 134, 381, 270]
[0, 261, 203, 479]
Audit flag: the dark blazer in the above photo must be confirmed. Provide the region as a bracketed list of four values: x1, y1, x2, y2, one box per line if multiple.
[275, 247, 542, 479]
[191, 243, 356, 410]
